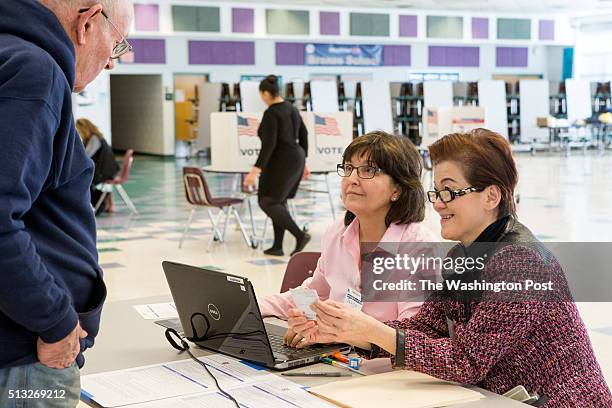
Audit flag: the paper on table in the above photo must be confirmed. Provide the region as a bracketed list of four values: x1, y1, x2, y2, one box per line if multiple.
[164, 354, 272, 387]
[128, 377, 337, 408]
[308, 370, 485, 408]
[290, 288, 318, 320]
[81, 354, 274, 407]
[81, 363, 207, 407]
[133, 302, 178, 320]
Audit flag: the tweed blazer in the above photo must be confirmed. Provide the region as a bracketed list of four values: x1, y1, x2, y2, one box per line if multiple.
[366, 220, 612, 407]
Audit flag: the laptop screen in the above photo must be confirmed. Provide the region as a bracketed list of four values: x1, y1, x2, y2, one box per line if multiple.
[162, 261, 275, 367]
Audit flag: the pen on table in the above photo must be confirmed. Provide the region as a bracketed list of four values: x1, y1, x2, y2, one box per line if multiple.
[321, 357, 366, 376]
[282, 371, 352, 377]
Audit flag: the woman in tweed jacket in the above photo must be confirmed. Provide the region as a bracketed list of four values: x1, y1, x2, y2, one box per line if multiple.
[293, 129, 612, 407]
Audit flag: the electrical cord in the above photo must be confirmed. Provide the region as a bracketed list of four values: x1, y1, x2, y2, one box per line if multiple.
[164, 311, 271, 408]
[165, 328, 240, 408]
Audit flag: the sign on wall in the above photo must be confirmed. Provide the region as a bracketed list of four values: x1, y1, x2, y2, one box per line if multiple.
[305, 43, 383, 66]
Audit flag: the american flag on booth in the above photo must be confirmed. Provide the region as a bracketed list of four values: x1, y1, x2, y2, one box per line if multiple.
[314, 115, 341, 136]
[427, 109, 438, 124]
[237, 116, 259, 137]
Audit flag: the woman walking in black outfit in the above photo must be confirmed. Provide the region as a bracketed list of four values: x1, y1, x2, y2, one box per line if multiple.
[243, 75, 311, 256]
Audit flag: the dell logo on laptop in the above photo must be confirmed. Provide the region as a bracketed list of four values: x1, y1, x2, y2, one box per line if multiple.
[207, 303, 221, 321]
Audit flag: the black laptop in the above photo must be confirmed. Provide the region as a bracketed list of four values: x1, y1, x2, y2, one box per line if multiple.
[162, 261, 350, 370]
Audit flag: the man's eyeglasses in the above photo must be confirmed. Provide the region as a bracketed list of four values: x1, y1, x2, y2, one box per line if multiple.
[79, 8, 133, 59]
[427, 186, 484, 203]
[337, 163, 382, 179]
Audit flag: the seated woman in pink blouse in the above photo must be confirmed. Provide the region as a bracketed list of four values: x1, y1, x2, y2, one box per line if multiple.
[258, 131, 437, 347]
[295, 129, 612, 408]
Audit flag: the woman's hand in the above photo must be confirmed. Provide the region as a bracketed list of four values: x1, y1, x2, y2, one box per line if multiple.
[286, 308, 315, 347]
[309, 300, 376, 347]
[302, 165, 311, 181]
[243, 167, 261, 192]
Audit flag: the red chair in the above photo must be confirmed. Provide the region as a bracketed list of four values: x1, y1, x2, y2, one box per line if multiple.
[94, 149, 137, 214]
[180, 167, 252, 251]
[280, 252, 321, 293]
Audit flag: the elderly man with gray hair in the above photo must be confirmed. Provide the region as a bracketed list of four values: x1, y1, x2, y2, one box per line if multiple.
[0, 0, 132, 406]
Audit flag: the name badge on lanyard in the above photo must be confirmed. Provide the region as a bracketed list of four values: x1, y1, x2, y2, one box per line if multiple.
[344, 287, 363, 310]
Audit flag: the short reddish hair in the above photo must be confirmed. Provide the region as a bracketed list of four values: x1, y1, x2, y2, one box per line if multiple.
[428, 128, 518, 217]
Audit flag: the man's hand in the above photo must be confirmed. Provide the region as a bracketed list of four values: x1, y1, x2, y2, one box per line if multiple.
[37, 323, 87, 369]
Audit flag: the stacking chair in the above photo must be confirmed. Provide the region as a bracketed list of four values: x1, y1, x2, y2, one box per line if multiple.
[94, 149, 137, 214]
[180, 167, 252, 251]
[280, 252, 321, 293]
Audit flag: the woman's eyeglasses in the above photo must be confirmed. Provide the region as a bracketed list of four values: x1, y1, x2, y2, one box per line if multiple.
[337, 163, 382, 179]
[427, 187, 484, 203]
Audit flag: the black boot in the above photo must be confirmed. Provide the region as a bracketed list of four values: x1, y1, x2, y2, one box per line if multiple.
[290, 233, 311, 256]
[264, 247, 284, 256]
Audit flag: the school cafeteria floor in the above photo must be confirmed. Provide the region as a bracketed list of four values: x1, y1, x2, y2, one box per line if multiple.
[93, 151, 612, 386]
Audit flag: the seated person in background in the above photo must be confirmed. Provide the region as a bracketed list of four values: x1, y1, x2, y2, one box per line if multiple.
[259, 131, 437, 347]
[295, 129, 612, 408]
[76, 118, 119, 213]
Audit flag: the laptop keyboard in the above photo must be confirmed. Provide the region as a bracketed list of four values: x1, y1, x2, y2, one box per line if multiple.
[268, 333, 320, 357]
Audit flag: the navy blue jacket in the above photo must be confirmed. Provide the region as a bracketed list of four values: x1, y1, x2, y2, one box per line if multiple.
[0, 0, 105, 368]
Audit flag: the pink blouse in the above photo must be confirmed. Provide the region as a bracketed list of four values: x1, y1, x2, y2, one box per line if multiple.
[259, 218, 438, 322]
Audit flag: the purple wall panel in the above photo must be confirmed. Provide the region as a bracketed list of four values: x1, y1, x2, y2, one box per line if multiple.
[189, 41, 254, 65]
[472, 17, 489, 39]
[275, 42, 305, 65]
[188, 41, 212, 64]
[131, 39, 165, 63]
[134, 4, 159, 31]
[496, 47, 528, 67]
[320, 12, 340, 35]
[383, 45, 411, 66]
[428, 46, 479, 67]
[232, 8, 254, 33]
[539, 20, 555, 41]
[399, 15, 417, 37]
[212, 42, 234, 64]
[234, 42, 255, 64]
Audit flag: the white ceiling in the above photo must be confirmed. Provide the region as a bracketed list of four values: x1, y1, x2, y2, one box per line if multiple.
[213, 0, 612, 13]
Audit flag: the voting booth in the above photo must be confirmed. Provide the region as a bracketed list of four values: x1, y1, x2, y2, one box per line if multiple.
[478, 80, 509, 139]
[361, 81, 394, 133]
[422, 106, 485, 147]
[310, 81, 340, 113]
[565, 79, 593, 123]
[302, 112, 353, 172]
[423, 81, 454, 110]
[519, 80, 550, 143]
[210, 112, 353, 173]
[239, 81, 267, 112]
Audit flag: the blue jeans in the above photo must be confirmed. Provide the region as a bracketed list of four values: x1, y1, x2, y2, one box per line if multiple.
[0, 362, 80, 408]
